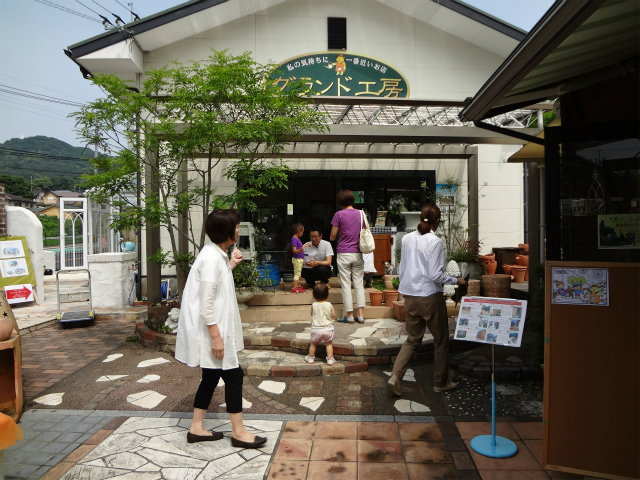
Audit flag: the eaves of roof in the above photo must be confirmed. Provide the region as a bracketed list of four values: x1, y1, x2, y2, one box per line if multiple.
[459, 0, 640, 122]
[65, 0, 524, 61]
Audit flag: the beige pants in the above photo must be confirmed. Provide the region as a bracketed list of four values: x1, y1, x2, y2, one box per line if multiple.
[391, 292, 450, 387]
[337, 253, 365, 313]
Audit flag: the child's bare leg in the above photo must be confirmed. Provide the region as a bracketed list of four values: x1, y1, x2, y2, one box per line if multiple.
[325, 343, 333, 358]
[308, 342, 317, 357]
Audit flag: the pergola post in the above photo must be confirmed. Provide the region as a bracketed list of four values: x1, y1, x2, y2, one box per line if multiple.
[145, 148, 162, 306]
[468, 152, 479, 243]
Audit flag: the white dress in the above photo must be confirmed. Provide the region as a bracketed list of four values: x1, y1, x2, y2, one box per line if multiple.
[175, 242, 244, 370]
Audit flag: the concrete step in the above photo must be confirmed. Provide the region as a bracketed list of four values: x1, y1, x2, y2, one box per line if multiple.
[240, 304, 394, 323]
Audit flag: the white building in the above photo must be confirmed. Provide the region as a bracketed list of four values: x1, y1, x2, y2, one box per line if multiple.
[66, 0, 545, 288]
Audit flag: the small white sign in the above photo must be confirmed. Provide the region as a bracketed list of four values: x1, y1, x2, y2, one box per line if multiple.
[287, 204, 293, 215]
[4, 284, 34, 304]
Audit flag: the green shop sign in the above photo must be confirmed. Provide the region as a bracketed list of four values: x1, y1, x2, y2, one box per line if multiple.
[270, 52, 409, 97]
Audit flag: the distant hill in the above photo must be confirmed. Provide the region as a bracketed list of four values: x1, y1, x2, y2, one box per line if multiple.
[0, 136, 97, 190]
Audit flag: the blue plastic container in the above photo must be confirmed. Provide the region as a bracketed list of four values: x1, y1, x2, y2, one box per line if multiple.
[257, 263, 281, 286]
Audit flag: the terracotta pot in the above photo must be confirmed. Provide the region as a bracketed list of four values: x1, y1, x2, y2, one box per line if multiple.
[518, 243, 530, 254]
[479, 253, 495, 263]
[524, 266, 529, 281]
[485, 260, 498, 275]
[383, 275, 398, 290]
[369, 290, 383, 307]
[515, 255, 529, 266]
[467, 279, 481, 296]
[511, 266, 527, 282]
[0, 318, 14, 342]
[383, 289, 399, 306]
[392, 300, 405, 322]
[502, 264, 514, 276]
[481, 274, 511, 298]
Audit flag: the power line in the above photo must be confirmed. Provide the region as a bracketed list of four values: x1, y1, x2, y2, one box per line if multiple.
[0, 102, 75, 123]
[33, 0, 101, 22]
[74, 0, 104, 17]
[0, 85, 84, 107]
[0, 147, 93, 162]
[0, 95, 75, 117]
[0, 73, 92, 103]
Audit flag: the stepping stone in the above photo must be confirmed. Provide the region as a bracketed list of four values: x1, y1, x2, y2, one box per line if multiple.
[349, 338, 367, 346]
[299, 397, 324, 411]
[258, 380, 286, 394]
[252, 327, 275, 333]
[137, 358, 170, 368]
[97, 375, 128, 382]
[220, 397, 252, 409]
[103, 354, 123, 363]
[127, 390, 166, 409]
[394, 399, 431, 413]
[33, 393, 64, 406]
[349, 326, 377, 338]
[138, 375, 161, 383]
[371, 319, 402, 329]
[384, 369, 416, 382]
[295, 332, 311, 340]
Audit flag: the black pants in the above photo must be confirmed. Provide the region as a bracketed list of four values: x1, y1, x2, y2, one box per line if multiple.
[193, 367, 244, 413]
[301, 265, 331, 285]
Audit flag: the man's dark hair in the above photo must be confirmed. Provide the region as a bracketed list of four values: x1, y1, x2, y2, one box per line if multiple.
[310, 227, 322, 236]
[205, 209, 240, 244]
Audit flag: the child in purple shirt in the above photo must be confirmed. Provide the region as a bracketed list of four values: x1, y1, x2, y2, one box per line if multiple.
[291, 222, 309, 293]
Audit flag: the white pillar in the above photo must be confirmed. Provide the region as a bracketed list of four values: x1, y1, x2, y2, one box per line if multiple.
[88, 252, 137, 308]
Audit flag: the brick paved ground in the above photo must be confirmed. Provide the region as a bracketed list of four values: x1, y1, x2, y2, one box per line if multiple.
[20, 316, 136, 400]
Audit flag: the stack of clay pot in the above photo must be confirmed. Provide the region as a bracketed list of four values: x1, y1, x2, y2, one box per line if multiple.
[502, 264, 515, 281]
[512, 254, 529, 282]
[479, 253, 497, 275]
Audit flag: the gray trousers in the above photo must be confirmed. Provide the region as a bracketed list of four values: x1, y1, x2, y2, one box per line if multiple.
[337, 253, 365, 313]
[391, 292, 450, 387]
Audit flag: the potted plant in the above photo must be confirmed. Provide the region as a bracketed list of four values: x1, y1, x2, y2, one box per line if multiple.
[389, 277, 405, 321]
[447, 240, 482, 280]
[232, 260, 273, 310]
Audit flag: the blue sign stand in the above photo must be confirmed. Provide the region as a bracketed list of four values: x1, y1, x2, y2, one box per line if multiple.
[470, 344, 518, 458]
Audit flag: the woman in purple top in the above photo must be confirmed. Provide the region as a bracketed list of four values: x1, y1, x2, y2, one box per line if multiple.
[330, 189, 366, 324]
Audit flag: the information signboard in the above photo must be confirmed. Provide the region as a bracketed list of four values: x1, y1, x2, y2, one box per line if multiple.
[454, 297, 528, 348]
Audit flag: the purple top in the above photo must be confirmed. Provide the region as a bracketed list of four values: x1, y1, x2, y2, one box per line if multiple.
[331, 208, 363, 253]
[291, 236, 305, 259]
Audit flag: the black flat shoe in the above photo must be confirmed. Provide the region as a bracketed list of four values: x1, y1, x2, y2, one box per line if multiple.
[187, 430, 224, 443]
[231, 435, 267, 449]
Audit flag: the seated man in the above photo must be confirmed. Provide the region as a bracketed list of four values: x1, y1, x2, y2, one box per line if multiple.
[301, 227, 333, 287]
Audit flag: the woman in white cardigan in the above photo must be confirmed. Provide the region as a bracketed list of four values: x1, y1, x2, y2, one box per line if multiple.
[175, 209, 266, 449]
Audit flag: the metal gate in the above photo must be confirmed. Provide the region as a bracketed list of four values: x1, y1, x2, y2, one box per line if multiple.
[59, 197, 88, 269]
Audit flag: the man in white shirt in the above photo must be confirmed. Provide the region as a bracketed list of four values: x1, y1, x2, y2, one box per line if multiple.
[301, 227, 333, 287]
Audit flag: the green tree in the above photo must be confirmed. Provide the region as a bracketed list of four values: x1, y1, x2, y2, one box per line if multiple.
[33, 176, 53, 191]
[0, 174, 33, 198]
[72, 49, 328, 293]
[38, 215, 59, 239]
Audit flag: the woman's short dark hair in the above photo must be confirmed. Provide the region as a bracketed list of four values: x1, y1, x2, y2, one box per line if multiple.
[417, 204, 441, 235]
[312, 282, 329, 301]
[336, 189, 355, 208]
[205, 209, 240, 244]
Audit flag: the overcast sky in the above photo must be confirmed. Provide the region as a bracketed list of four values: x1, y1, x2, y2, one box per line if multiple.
[0, 0, 554, 148]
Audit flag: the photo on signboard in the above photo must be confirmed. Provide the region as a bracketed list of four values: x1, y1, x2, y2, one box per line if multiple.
[509, 332, 519, 345]
[458, 317, 469, 326]
[490, 307, 502, 316]
[487, 332, 498, 343]
[478, 318, 488, 328]
[481, 305, 491, 315]
[1, 258, 29, 278]
[489, 320, 500, 330]
[0, 240, 25, 259]
[476, 329, 487, 341]
[512, 306, 522, 318]
[461, 305, 471, 315]
[456, 330, 467, 339]
[510, 319, 520, 331]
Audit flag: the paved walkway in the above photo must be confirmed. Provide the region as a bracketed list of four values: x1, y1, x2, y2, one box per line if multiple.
[3, 277, 591, 480]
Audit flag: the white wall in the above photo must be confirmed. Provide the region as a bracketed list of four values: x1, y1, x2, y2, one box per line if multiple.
[88, 252, 137, 308]
[476, 145, 525, 254]
[144, 0, 508, 101]
[6, 207, 44, 301]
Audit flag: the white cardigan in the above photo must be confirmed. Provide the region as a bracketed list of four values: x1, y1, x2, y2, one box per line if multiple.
[175, 242, 244, 370]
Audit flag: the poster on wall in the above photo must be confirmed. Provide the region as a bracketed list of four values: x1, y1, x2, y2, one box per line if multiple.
[353, 191, 365, 204]
[598, 214, 639, 249]
[454, 297, 528, 348]
[0, 240, 25, 259]
[375, 211, 387, 227]
[436, 184, 457, 209]
[551, 267, 609, 306]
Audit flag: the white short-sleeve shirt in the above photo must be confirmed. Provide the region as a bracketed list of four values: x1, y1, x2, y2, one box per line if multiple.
[175, 243, 244, 369]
